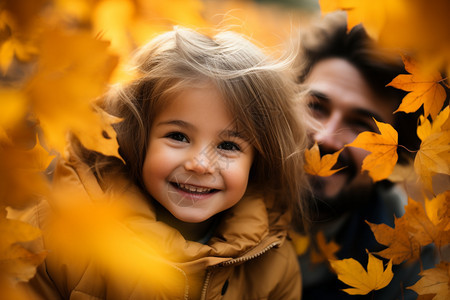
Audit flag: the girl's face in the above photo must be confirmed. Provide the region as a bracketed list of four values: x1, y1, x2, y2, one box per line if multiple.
[142, 84, 254, 223]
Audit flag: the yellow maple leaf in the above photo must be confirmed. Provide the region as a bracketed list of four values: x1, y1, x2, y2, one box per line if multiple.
[92, 0, 208, 60]
[304, 142, 344, 177]
[0, 138, 53, 209]
[425, 192, 450, 230]
[417, 106, 449, 141]
[311, 231, 340, 264]
[290, 231, 310, 256]
[71, 106, 123, 161]
[329, 252, 393, 295]
[45, 193, 185, 291]
[0, 208, 46, 300]
[346, 119, 398, 182]
[0, 89, 27, 141]
[0, 10, 38, 73]
[407, 262, 450, 300]
[414, 109, 450, 192]
[319, 0, 407, 41]
[27, 26, 120, 158]
[0, 210, 46, 281]
[388, 56, 447, 120]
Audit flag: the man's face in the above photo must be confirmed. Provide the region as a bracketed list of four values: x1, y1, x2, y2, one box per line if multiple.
[304, 58, 397, 214]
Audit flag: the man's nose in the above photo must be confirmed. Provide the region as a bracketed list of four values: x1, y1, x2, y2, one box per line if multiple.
[314, 113, 346, 151]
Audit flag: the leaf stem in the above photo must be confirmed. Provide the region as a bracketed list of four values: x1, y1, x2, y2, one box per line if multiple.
[438, 77, 449, 88]
[398, 144, 418, 153]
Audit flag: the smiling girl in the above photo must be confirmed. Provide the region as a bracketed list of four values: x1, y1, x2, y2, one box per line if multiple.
[25, 28, 310, 299]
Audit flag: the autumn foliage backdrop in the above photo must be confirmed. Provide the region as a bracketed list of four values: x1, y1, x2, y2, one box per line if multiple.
[0, 0, 449, 299]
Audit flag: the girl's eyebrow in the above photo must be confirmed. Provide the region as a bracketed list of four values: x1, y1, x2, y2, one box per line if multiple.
[221, 129, 245, 139]
[156, 120, 195, 130]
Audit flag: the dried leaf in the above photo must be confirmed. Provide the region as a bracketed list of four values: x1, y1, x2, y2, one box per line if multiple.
[0, 211, 46, 283]
[414, 132, 450, 191]
[314, 231, 340, 263]
[27, 27, 120, 158]
[329, 252, 393, 295]
[408, 262, 450, 300]
[346, 119, 398, 181]
[417, 106, 449, 141]
[290, 231, 310, 256]
[425, 192, 450, 229]
[414, 112, 450, 192]
[304, 142, 344, 176]
[0, 89, 27, 141]
[0, 139, 52, 209]
[45, 193, 185, 291]
[367, 218, 421, 264]
[368, 198, 449, 263]
[388, 56, 447, 120]
[0, 11, 38, 73]
[403, 198, 449, 248]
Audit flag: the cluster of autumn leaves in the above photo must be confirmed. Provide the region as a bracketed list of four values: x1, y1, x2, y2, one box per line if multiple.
[0, 0, 309, 298]
[300, 0, 449, 298]
[0, 0, 449, 299]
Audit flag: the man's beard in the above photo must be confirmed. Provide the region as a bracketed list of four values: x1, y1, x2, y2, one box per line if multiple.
[308, 172, 374, 222]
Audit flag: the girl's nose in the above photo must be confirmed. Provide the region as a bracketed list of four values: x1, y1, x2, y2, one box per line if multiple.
[184, 148, 216, 174]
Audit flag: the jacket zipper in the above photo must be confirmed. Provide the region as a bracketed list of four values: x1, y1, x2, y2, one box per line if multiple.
[199, 241, 281, 300]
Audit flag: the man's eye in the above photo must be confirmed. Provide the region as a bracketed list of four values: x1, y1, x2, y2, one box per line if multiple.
[308, 101, 328, 116]
[218, 141, 240, 151]
[165, 132, 189, 142]
[349, 120, 375, 133]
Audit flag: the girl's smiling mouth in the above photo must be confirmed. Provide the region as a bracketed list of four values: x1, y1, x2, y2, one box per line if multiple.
[170, 182, 219, 194]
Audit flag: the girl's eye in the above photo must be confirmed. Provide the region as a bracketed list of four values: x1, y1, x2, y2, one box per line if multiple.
[165, 132, 189, 143]
[218, 141, 241, 152]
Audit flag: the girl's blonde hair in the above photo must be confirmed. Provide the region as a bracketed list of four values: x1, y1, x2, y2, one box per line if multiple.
[78, 28, 310, 228]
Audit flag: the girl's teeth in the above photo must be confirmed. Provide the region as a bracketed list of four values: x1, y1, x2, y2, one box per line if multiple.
[178, 183, 211, 193]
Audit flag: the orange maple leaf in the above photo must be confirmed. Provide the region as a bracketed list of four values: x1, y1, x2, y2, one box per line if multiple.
[414, 107, 450, 192]
[304, 142, 344, 177]
[368, 198, 448, 264]
[0, 138, 52, 209]
[329, 252, 394, 295]
[403, 198, 449, 249]
[0, 10, 38, 73]
[425, 191, 450, 231]
[0, 89, 27, 142]
[310, 231, 340, 264]
[407, 262, 450, 300]
[346, 119, 398, 182]
[0, 210, 46, 284]
[388, 56, 447, 120]
[367, 217, 421, 264]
